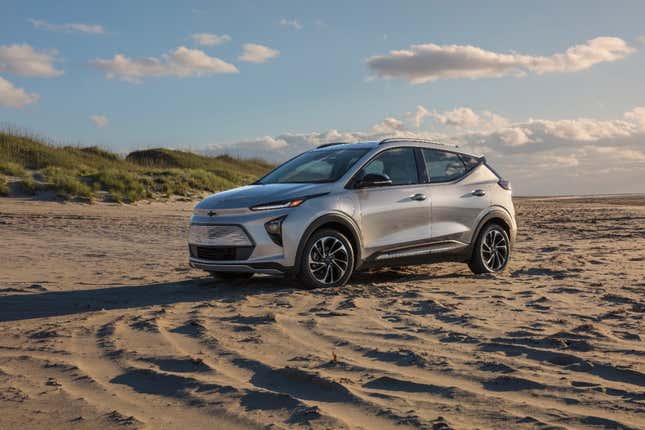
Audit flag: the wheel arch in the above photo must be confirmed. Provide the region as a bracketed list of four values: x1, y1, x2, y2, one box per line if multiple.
[295, 212, 362, 273]
[470, 208, 515, 254]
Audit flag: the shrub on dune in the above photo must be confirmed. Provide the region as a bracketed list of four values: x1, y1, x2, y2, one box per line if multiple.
[0, 161, 26, 177]
[92, 169, 148, 203]
[42, 167, 93, 200]
[0, 175, 8, 196]
[20, 177, 38, 195]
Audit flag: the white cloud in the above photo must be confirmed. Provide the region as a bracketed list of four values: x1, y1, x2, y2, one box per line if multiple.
[190, 33, 231, 46]
[90, 46, 238, 83]
[238, 43, 279, 63]
[0, 44, 63, 78]
[89, 115, 109, 128]
[367, 37, 635, 83]
[431, 107, 481, 128]
[279, 18, 302, 30]
[406, 105, 510, 131]
[624, 106, 645, 126]
[204, 106, 645, 195]
[539, 154, 580, 168]
[528, 118, 636, 142]
[371, 117, 407, 134]
[29, 18, 105, 34]
[406, 105, 430, 128]
[205, 120, 433, 162]
[233, 136, 288, 152]
[213, 109, 644, 162]
[0, 76, 39, 108]
[586, 146, 645, 162]
[480, 110, 510, 130]
[492, 127, 533, 146]
[457, 116, 639, 153]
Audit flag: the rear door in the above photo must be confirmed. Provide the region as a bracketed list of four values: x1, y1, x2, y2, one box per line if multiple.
[421, 149, 495, 244]
[352, 147, 432, 253]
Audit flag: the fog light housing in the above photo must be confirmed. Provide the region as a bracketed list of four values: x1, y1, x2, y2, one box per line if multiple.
[265, 216, 286, 246]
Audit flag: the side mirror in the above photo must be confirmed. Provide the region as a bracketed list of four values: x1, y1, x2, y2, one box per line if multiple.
[356, 173, 392, 188]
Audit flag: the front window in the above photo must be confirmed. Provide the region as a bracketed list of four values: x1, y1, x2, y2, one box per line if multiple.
[258, 148, 369, 184]
[358, 147, 419, 186]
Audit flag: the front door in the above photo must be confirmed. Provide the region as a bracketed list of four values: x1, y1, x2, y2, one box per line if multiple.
[353, 147, 432, 254]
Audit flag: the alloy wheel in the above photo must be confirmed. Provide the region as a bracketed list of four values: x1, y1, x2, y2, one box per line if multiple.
[481, 228, 508, 271]
[308, 236, 349, 284]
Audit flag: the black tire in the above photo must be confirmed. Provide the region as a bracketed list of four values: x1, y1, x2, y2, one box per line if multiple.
[210, 272, 254, 281]
[468, 223, 511, 274]
[298, 228, 355, 289]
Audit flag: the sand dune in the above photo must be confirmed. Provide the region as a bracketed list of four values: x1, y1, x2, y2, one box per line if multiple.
[0, 197, 643, 429]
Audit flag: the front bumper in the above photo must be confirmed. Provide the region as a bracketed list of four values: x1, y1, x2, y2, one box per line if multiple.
[189, 258, 290, 275]
[187, 207, 304, 275]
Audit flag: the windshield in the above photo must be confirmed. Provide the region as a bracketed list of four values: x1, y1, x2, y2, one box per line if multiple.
[258, 148, 369, 184]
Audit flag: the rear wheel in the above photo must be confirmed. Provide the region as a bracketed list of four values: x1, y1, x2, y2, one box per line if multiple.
[298, 229, 354, 289]
[210, 272, 254, 281]
[468, 223, 510, 274]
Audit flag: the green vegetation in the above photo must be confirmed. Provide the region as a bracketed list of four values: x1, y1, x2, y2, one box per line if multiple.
[0, 130, 273, 202]
[0, 175, 8, 196]
[0, 161, 26, 177]
[19, 177, 39, 195]
[42, 167, 94, 199]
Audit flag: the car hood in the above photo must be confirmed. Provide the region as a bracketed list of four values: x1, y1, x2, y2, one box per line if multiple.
[196, 183, 331, 210]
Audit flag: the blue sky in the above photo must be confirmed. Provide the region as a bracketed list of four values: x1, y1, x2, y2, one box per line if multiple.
[1, 1, 645, 194]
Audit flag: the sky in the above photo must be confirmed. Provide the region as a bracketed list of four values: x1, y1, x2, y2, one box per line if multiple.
[1, 0, 644, 195]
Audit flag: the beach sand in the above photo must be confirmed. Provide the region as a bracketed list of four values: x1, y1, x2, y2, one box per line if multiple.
[0, 196, 643, 429]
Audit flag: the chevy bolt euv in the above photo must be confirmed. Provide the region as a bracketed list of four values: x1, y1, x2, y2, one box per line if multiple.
[189, 138, 517, 289]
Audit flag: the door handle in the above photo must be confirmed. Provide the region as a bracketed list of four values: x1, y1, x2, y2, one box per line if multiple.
[471, 189, 486, 197]
[410, 193, 427, 201]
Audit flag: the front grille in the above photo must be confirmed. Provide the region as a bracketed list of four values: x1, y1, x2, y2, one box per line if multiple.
[188, 224, 253, 247]
[190, 245, 254, 261]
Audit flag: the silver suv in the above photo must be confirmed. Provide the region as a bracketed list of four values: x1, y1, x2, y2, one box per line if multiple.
[189, 138, 516, 289]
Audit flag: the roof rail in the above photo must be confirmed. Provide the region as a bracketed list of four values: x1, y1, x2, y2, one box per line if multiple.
[316, 142, 348, 149]
[378, 137, 454, 147]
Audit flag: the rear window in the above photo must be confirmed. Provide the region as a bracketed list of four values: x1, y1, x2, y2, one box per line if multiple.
[422, 149, 466, 183]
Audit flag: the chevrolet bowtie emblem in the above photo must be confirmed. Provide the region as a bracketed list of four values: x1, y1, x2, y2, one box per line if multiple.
[207, 210, 217, 216]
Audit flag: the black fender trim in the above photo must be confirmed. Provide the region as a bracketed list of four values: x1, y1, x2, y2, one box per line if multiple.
[468, 208, 516, 257]
[295, 213, 363, 274]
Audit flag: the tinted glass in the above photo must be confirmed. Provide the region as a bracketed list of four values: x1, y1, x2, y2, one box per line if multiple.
[259, 148, 368, 184]
[459, 154, 481, 171]
[423, 149, 466, 183]
[359, 147, 419, 186]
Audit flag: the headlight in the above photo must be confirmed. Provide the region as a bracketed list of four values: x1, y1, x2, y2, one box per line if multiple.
[249, 192, 329, 211]
[250, 199, 305, 211]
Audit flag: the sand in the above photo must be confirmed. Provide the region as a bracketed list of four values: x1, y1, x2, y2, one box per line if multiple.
[0, 196, 643, 429]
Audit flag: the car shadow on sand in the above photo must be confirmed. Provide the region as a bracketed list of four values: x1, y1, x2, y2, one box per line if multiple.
[0, 276, 291, 322]
[0, 268, 473, 322]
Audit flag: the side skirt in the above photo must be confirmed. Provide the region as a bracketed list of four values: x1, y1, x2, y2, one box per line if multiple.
[357, 240, 472, 271]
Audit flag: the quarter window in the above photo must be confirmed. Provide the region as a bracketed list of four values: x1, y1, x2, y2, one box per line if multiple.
[422, 149, 466, 183]
[359, 147, 419, 186]
[459, 154, 481, 171]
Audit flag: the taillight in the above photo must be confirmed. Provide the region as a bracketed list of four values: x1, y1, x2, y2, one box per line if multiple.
[498, 179, 511, 191]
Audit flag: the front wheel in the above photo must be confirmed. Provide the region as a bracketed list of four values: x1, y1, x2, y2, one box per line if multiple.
[298, 229, 355, 289]
[468, 223, 510, 274]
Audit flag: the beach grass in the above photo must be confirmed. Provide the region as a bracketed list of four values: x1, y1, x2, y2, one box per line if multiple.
[0, 130, 273, 202]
